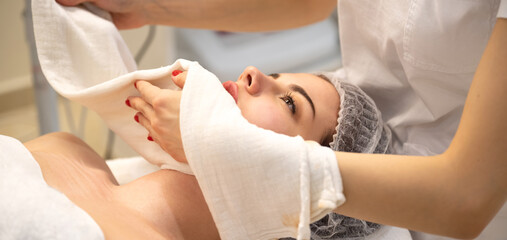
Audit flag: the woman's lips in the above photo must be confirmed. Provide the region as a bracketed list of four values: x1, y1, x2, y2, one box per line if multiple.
[222, 81, 238, 103]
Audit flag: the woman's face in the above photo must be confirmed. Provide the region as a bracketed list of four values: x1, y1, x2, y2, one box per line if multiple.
[223, 66, 340, 144]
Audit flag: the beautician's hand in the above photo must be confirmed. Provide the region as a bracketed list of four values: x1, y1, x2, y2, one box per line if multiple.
[56, 0, 150, 29]
[56, 0, 337, 31]
[127, 70, 188, 162]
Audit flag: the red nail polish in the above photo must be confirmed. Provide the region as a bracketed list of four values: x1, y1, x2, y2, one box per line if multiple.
[134, 115, 139, 122]
[147, 136, 154, 141]
[125, 99, 131, 107]
[172, 70, 182, 76]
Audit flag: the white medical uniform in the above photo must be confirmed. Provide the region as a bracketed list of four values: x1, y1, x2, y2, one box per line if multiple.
[337, 0, 505, 239]
[337, 0, 500, 156]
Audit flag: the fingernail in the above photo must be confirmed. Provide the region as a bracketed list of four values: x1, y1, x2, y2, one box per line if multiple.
[172, 70, 182, 76]
[134, 81, 138, 89]
[134, 114, 139, 122]
[147, 136, 154, 141]
[125, 99, 131, 107]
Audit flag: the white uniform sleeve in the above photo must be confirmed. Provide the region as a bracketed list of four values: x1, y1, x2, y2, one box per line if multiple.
[499, 0, 507, 18]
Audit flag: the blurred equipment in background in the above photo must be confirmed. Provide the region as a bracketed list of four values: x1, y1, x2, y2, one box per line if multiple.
[23, 0, 60, 134]
[175, 16, 341, 82]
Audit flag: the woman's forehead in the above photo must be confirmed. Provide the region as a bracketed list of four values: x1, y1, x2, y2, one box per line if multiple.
[279, 73, 338, 95]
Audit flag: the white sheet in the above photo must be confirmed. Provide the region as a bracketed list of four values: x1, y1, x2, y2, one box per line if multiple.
[0, 135, 104, 240]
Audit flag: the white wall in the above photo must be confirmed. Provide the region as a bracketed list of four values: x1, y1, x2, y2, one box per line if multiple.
[0, 0, 31, 95]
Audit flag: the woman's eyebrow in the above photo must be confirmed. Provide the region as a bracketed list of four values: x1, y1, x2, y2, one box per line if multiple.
[270, 73, 315, 118]
[289, 84, 315, 119]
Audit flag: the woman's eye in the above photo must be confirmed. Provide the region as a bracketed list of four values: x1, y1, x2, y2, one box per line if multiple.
[280, 93, 296, 114]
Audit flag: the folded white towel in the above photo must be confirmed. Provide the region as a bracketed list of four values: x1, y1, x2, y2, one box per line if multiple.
[179, 58, 345, 239]
[32, 0, 192, 174]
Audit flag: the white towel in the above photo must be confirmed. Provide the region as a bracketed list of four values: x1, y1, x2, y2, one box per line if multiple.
[32, 1, 346, 239]
[32, 0, 192, 174]
[179, 56, 345, 239]
[0, 135, 104, 239]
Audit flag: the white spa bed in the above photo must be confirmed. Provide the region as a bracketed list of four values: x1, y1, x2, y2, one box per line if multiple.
[106, 156, 160, 185]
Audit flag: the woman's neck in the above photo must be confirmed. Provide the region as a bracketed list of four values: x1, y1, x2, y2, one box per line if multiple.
[115, 169, 219, 240]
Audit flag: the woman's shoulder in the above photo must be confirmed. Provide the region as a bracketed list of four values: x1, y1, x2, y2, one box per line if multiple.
[25, 132, 119, 197]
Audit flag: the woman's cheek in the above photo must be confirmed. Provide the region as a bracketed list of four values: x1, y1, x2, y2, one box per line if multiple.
[240, 104, 291, 136]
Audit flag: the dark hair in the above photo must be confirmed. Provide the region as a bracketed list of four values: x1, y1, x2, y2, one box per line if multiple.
[319, 128, 336, 148]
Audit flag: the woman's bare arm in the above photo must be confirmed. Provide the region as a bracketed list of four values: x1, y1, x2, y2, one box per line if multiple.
[57, 0, 337, 31]
[334, 18, 507, 239]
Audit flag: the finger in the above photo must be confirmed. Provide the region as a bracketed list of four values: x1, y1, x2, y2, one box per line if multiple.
[135, 112, 157, 140]
[111, 12, 147, 30]
[135, 112, 149, 129]
[56, 0, 88, 6]
[171, 70, 187, 89]
[128, 96, 156, 120]
[135, 112, 150, 130]
[135, 80, 164, 105]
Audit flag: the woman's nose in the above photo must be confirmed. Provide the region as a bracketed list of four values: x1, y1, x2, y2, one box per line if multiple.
[242, 66, 273, 95]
